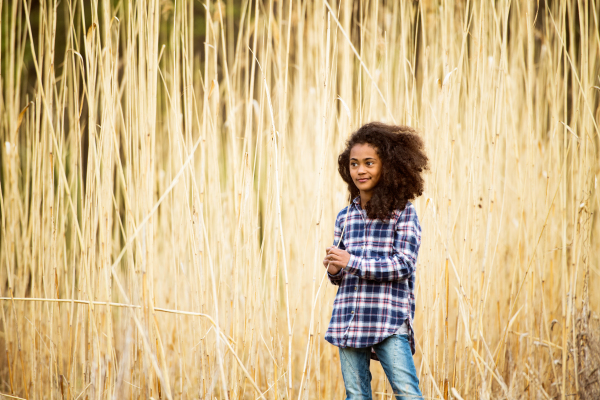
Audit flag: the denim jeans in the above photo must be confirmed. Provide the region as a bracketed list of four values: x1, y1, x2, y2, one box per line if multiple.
[339, 334, 423, 400]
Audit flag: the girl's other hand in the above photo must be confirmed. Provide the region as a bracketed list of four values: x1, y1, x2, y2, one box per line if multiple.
[322, 247, 337, 273]
[323, 247, 351, 275]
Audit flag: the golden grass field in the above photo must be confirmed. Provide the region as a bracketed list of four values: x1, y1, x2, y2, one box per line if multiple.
[1, 0, 599, 399]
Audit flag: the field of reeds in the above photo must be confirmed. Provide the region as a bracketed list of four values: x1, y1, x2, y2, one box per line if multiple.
[1, 0, 599, 399]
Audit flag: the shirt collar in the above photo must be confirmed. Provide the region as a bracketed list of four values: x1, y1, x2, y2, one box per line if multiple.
[352, 196, 362, 209]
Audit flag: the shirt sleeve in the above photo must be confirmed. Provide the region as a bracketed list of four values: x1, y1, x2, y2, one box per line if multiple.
[343, 205, 421, 282]
[327, 210, 347, 286]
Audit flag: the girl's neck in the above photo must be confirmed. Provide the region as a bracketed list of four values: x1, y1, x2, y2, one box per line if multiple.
[359, 191, 373, 208]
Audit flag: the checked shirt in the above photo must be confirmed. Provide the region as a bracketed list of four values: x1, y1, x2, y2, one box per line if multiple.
[324, 197, 422, 357]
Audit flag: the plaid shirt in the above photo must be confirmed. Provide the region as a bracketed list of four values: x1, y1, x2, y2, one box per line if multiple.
[324, 197, 421, 357]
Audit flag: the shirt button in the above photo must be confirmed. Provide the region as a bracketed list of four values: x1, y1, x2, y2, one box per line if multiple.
[351, 310, 354, 314]
[354, 286, 358, 291]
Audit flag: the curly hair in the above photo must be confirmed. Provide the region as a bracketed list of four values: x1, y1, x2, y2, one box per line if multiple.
[338, 122, 429, 220]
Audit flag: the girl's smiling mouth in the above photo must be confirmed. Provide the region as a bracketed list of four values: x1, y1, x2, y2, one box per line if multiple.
[357, 178, 370, 183]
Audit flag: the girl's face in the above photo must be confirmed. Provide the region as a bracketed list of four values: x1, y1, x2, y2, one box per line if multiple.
[349, 143, 382, 196]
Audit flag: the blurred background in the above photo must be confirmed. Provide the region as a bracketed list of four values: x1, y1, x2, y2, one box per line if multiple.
[1, 0, 599, 399]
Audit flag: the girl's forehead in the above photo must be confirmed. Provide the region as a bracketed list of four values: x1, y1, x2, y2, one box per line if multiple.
[350, 143, 379, 158]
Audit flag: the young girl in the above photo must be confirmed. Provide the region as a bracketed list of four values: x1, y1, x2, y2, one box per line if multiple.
[323, 122, 428, 400]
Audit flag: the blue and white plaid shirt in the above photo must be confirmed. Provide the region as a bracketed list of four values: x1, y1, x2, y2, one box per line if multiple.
[325, 197, 422, 356]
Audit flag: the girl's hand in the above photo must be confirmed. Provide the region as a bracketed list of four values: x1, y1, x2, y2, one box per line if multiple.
[323, 247, 351, 275]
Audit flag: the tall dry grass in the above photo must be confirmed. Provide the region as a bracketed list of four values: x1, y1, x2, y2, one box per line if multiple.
[1, 0, 599, 399]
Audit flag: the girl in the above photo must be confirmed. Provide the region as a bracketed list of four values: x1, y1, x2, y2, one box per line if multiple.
[323, 122, 428, 400]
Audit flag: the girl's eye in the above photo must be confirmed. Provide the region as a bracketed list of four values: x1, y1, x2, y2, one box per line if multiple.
[367, 162, 374, 166]
[350, 162, 358, 167]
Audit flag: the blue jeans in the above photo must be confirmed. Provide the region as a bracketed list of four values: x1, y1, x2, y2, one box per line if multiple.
[339, 334, 423, 400]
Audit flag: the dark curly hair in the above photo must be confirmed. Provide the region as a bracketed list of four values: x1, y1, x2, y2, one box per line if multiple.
[338, 122, 429, 220]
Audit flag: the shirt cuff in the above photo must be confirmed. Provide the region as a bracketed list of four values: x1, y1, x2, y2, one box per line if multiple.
[343, 254, 362, 277]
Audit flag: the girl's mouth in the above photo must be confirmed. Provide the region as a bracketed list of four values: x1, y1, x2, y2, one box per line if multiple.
[357, 178, 370, 183]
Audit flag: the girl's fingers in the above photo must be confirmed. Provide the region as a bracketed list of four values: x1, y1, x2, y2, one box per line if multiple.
[329, 248, 346, 256]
